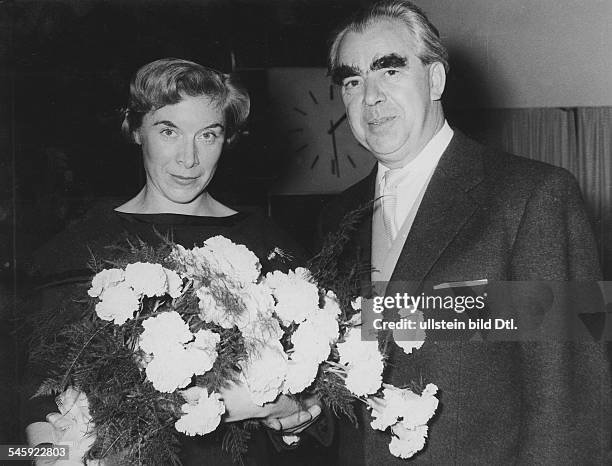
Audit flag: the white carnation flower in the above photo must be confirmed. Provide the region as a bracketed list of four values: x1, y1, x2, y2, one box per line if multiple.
[197, 282, 272, 330]
[337, 327, 382, 366]
[241, 342, 288, 406]
[264, 268, 319, 326]
[203, 236, 261, 286]
[88, 268, 124, 298]
[140, 311, 192, 354]
[393, 308, 426, 355]
[95, 282, 140, 325]
[321, 290, 342, 318]
[238, 283, 275, 322]
[185, 329, 220, 375]
[337, 328, 384, 396]
[370, 396, 399, 431]
[388, 424, 428, 459]
[124, 262, 168, 297]
[191, 328, 221, 350]
[288, 290, 339, 363]
[370, 384, 439, 449]
[164, 268, 184, 298]
[175, 389, 225, 436]
[344, 358, 384, 396]
[169, 245, 207, 278]
[242, 317, 283, 345]
[196, 286, 237, 329]
[283, 354, 319, 394]
[145, 345, 195, 392]
[291, 317, 336, 363]
[310, 303, 341, 342]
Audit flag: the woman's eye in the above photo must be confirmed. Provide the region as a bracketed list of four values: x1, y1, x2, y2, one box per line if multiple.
[199, 132, 218, 143]
[160, 128, 176, 137]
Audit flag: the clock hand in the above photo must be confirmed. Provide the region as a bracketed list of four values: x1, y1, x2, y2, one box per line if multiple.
[327, 113, 347, 135]
[330, 120, 340, 178]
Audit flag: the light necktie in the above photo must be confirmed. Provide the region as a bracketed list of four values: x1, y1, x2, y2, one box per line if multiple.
[382, 168, 403, 242]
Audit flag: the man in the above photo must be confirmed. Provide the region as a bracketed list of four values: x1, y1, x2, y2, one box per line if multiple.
[319, 1, 611, 464]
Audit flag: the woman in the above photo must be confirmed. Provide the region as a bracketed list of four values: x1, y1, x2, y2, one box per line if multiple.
[23, 58, 332, 465]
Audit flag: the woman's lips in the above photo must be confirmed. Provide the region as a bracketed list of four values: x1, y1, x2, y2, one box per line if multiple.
[171, 174, 200, 185]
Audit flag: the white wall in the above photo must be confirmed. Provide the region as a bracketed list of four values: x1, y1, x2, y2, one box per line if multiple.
[418, 0, 612, 108]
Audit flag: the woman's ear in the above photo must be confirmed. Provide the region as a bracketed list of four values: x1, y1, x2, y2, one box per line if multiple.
[133, 130, 142, 145]
[429, 62, 447, 101]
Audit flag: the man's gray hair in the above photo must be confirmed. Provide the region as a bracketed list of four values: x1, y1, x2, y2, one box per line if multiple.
[328, 0, 449, 78]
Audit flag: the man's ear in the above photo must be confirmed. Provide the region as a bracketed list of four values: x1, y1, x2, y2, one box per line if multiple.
[429, 62, 446, 101]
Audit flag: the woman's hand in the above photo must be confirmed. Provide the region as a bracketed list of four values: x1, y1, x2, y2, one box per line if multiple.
[181, 383, 322, 432]
[218, 381, 269, 422]
[262, 393, 322, 434]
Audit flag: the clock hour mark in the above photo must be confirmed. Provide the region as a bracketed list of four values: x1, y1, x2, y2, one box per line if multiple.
[308, 91, 318, 105]
[293, 107, 307, 116]
[346, 154, 356, 168]
[295, 144, 308, 153]
[288, 128, 304, 133]
[330, 119, 340, 178]
[310, 155, 320, 169]
[331, 159, 340, 177]
[329, 85, 334, 101]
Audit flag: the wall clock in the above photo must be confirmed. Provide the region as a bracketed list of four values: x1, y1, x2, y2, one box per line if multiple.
[267, 67, 375, 194]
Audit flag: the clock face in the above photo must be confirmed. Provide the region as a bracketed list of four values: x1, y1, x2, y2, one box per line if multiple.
[268, 68, 375, 194]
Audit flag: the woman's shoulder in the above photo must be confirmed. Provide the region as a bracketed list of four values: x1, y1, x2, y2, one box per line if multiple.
[23, 201, 124, 278]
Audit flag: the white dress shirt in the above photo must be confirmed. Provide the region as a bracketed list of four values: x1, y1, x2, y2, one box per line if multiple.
[375, 121, 454, 235]
[371, 121, 454, 282]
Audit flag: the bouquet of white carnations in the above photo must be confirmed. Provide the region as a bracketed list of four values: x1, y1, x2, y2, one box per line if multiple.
[31, 224, 438, 464]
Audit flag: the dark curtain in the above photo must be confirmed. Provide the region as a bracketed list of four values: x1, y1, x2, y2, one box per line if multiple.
[473, 107, 612, 279]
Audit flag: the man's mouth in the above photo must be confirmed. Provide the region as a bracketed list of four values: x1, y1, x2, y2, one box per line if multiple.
[368, 116, 396, 126]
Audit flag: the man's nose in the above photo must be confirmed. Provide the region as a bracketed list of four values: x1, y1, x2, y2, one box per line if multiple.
[177, 139, 200, 168]
[363, 78, 385, 106]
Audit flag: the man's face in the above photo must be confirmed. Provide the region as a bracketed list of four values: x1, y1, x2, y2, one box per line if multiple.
[134, 95, 226, 209]
[334, 19, 446, 168]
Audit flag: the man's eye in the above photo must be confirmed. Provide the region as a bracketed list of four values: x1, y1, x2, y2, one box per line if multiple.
[343, 78, 361, 89]
[385, 69, 400, 77]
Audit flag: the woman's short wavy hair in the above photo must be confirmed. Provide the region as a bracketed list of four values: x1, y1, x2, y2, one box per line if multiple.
[328, 0, 449, 76]
[121, 58, 250, 146]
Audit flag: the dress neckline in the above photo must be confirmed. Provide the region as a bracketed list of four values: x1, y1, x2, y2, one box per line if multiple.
[113, 210, 249, 226]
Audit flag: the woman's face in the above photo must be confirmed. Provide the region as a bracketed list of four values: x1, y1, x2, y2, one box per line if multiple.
[134, 95, 226, 209]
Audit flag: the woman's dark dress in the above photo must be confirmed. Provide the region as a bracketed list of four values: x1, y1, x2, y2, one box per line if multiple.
[21, 202, 335, 466]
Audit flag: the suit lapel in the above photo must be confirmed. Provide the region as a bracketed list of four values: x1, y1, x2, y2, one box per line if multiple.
[390, 132, 486, 289]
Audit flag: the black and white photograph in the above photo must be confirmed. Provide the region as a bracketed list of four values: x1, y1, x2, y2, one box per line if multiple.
[1, 0, 611, 464]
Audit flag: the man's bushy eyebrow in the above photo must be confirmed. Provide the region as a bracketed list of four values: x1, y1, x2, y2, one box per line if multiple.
[371, 54, 407, 71]
[330, 54, 407, 85]
[330, 64, 361, 85]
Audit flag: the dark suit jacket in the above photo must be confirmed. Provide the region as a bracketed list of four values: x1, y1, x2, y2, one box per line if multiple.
[319, 132, 611, 465]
